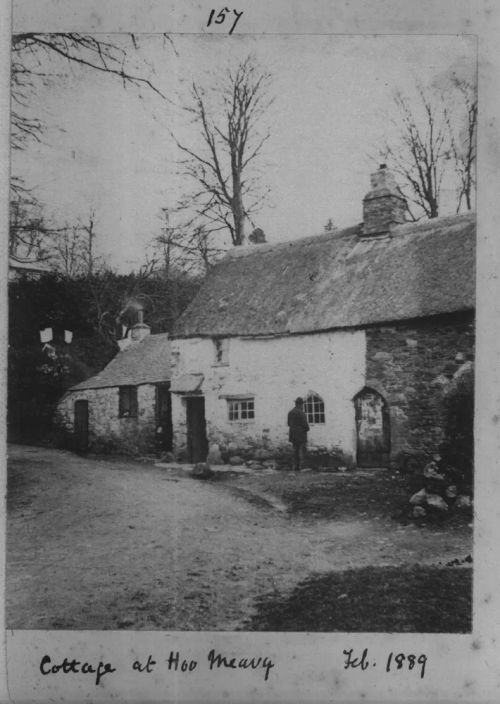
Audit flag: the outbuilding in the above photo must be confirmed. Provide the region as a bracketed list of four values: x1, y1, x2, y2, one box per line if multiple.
[56, 318, 172, 454]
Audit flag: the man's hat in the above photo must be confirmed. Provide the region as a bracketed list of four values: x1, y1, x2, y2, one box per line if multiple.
[295, 397, 303, 405]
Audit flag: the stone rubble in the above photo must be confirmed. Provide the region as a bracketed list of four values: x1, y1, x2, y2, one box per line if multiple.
[409, 488, 427, 506]
[406, 456, 473, 520]
[191, 462, 214, 480]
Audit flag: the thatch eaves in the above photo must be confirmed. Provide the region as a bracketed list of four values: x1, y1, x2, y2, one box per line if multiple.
[174, 212, 475, 338]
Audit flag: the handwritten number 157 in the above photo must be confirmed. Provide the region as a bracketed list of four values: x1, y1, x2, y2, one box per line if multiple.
[207, 8, 244, 34]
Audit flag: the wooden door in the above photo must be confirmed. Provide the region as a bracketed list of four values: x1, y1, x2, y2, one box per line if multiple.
[155, 383, 173, 451]
[186, 396, 208, 463]
[354, 388, 390, 467]
[74, 400, 89, 453]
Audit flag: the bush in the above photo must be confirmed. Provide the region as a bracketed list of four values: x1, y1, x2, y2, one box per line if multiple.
[440, 364, 474, 488]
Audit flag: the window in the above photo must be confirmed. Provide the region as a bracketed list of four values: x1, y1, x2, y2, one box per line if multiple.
[119, 386, 138, 418]
[213, 338, 229, 365]
[304, 393, 325, 424]
[227, 398, 254, 421]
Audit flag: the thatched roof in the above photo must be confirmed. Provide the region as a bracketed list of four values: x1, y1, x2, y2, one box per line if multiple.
[174, 212, 475, 338]
[71, 333, 171, 390]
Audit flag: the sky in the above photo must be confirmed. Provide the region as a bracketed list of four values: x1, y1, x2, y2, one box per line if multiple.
[12, 33, 476, 272]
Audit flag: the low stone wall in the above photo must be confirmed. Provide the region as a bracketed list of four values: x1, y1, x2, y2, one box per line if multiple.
[206, 432, 353, 469]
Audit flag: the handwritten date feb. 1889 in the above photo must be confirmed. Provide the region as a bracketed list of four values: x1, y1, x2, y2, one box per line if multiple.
[343, 648, 427, 679]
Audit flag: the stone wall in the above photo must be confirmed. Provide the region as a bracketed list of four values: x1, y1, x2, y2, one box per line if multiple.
[365, 312, 475, 462]
[55, 384, 158, 453]
[171, 330, 367, 462]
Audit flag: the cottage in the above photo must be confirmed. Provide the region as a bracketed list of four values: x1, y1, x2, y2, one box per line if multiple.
[56, 314, 172, 454]
[170, 166, 475, 468]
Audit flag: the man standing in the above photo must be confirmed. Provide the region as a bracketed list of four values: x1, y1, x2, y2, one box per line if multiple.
[287, 397, 310, 471]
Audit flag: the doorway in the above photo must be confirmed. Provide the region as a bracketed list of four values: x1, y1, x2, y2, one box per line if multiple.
[186, 396, 208, 462]
[74, 399, 89, 453]
[353, 388, 390, 467]
[155, 383, 173, 451]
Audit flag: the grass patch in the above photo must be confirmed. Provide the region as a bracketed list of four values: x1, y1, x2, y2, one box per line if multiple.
[244, 565, 472, 632]
[281, 472, 411, 520]
[225, 469, 472, 528]
[225, 470, 414, 521]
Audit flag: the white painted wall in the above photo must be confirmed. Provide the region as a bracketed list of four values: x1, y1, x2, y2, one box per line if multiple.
[171, 331, 366, 458]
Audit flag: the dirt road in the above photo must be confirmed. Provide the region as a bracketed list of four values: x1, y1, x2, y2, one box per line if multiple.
[6, 445, 472, 630]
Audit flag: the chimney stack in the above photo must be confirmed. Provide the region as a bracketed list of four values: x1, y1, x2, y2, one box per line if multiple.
[362, 164, 406, 237]
[248, 227, 266, 244]
[130, 305, 151, 342]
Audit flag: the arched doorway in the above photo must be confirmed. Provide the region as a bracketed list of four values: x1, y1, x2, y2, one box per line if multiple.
[353, 387, 390, 467]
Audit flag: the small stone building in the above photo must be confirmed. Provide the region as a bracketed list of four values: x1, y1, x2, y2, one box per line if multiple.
[169, 166, 475, 468]
[56, 320, 172, 454]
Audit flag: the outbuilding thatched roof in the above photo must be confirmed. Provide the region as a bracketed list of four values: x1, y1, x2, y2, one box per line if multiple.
[174, 212, 475, 338]
[71, 333, 171, 390]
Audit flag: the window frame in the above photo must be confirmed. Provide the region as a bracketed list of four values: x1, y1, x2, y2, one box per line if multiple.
[227, 397, 255, 422]
[304, 393, 325, 424]
[119, 385, 138, 418]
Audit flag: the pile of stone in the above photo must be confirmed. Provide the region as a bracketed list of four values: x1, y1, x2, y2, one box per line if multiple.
[245, 459, 278, 470]
[213, 443, 280, 470]
[409, 458, 473, 518]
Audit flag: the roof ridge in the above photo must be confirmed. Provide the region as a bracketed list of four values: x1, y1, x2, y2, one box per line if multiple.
[222, 211, 475, 262]
[391, 210, 475, 235]
[225, 224, 362, 260]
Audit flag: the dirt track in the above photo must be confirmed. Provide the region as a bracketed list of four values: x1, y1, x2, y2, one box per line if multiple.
[6, 445, 472, 630]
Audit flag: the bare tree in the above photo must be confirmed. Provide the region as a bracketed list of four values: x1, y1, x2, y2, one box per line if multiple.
[51, 226, 85, 277]
[11, 33, 171, 153]
[173, 54, 273, 246]
[444, 78, 477, 212]
[379, 74, 477, 220]
[381, 87, 449, 220]
[153, 208, 180, 277]
[9, 193, 44, 257]
[51, 208, 103, 277]
[9, 191, 64, 261]
[152, 209, 225, 275]
[79, 207, 99, 276]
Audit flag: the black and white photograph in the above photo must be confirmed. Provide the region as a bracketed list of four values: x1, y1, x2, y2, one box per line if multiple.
[3, 1, 500, 702]
[7, 27, 476, 629]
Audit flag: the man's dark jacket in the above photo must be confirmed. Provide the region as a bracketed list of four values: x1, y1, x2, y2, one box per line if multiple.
[288, 407, 310, 444]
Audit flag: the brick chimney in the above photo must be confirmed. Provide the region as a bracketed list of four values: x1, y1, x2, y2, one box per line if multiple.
[362, 164, 407, 237]
[130, 306, 151, 342]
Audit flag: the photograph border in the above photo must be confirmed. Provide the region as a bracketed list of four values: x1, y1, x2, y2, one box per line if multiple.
[2, 1, 499, 702]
